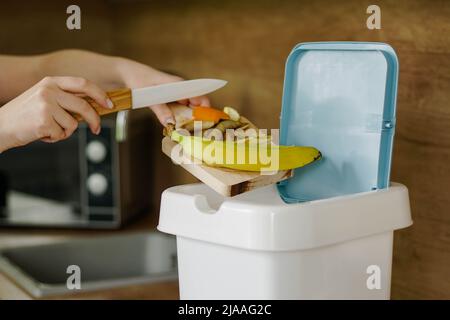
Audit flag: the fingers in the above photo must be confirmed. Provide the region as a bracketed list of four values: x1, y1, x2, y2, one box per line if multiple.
[177, 96, 211, 107]
[40, 118, 65, 143]
[51, 104, 79, 137]
[150, 95, 210, 127]
[41, 76, 113, 109]
[188, 96, 211, 107]
[149, 103, 175, 126]
[177, 99, 189, 106]
[36, 77, 105, 134]
[56, 91, 101, 134]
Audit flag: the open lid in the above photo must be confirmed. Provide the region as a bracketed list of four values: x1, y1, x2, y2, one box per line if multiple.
[277, 42, 399, 203]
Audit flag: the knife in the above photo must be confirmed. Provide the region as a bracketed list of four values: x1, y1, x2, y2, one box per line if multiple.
[72, 78, 227, 121]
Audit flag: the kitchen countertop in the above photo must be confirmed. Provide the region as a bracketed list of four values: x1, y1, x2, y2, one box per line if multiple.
[0, 213, 179, 300]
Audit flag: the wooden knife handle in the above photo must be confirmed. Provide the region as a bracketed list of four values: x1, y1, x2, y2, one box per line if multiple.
[71, 88, 132, 121]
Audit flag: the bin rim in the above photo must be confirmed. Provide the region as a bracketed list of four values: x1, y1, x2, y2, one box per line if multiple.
[158, 182, 412, 251]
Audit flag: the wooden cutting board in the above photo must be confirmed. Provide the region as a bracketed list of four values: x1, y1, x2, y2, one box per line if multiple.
[161, 137, 292, 197]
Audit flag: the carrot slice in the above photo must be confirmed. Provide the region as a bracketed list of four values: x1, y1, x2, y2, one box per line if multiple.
[193, 106, 230, 123]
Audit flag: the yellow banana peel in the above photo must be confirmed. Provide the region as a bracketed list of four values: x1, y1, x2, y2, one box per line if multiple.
[171, 131, 321, 172]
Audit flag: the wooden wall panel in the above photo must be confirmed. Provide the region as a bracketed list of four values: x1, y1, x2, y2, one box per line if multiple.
[0, 0, 113, 55]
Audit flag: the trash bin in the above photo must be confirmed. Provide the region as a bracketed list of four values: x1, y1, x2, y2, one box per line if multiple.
[158, 42, 413, 299]
[158, 183, 411, 299]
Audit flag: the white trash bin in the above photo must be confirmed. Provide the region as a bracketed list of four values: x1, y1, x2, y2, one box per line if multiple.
[158, 183, 412, 300]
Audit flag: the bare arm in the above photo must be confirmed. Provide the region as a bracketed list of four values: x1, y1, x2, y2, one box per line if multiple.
[0, 49, 210, 152]
[0, 49, 210, 121]
[0, 55, 43, 102]
[0, 50, 160, 98]
[0, 51, 120, 101]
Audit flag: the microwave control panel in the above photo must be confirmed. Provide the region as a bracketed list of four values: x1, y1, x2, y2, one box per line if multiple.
[81, 123, 117, 223]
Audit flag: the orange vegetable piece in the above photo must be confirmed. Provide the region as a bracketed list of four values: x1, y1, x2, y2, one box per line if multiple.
[192, 106, 230, 123]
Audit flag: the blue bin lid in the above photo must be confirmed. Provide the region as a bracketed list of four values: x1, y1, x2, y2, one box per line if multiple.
[277, 42, 399, 203]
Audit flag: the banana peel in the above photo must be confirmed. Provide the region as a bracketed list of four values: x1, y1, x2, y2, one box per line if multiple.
[169, 130, 321, 172]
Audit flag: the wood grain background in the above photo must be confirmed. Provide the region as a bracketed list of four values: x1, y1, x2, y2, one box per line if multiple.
[0, 0, 449, 299]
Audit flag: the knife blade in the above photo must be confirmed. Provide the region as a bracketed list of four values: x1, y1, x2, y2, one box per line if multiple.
[131, 78, 227, 109]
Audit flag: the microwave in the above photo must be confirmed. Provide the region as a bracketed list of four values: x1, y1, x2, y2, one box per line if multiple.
[0, 110, 156, 229]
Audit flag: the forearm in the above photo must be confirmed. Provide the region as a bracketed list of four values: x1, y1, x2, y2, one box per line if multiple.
[0, 54, 42, 102]
[0, 49, 138, 103]
[36, 50, 127, 88]
[37, 50, 170, 89]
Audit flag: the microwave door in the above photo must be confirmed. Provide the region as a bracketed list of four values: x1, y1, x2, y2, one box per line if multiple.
[0, 132, 83, 226]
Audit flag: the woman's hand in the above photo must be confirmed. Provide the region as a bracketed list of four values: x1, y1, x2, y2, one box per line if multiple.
[115, 58, 211, 125]
[0, 76, 112, 152]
